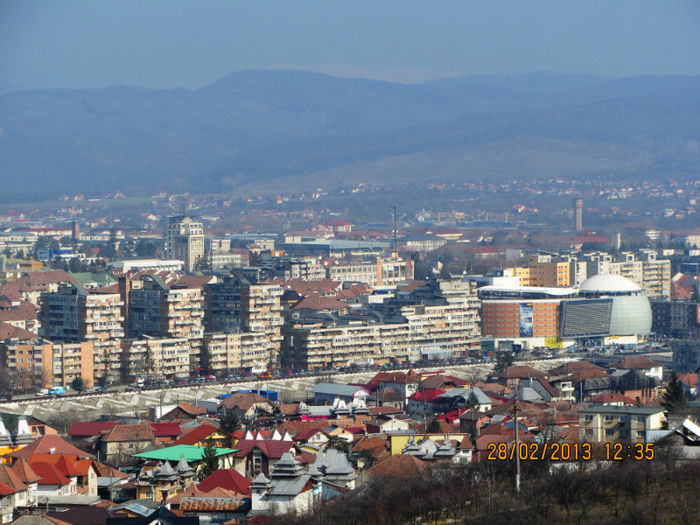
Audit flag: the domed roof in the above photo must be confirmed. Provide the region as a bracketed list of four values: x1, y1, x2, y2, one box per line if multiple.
[579, 274, 642, 293]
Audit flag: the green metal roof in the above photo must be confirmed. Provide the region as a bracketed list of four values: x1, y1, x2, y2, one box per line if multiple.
[132, 444, 238, 462]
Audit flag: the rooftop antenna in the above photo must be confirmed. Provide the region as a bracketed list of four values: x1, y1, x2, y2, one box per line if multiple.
[392, 204, 398, 260]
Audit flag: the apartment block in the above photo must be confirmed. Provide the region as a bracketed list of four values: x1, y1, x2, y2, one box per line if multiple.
[40, 282, 124, 342]
[578, 405, 664, 443]
[126, 275, 204, 340]
[203, 331, 276, 373]
[325, 257, 414, 288]
[165, 215, 205, 272]
[0, 339, 94, 390]
[286, 301, 480, 370]
[584, 251, 670, 299]
[121, 337, 190, 381]
[508, 255, 587, 287]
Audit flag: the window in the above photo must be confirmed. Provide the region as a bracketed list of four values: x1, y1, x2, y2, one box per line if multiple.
[585, 429, 593, 436]
[636, 431, 645, 438]
[636, 416, 645, 423]
[605, 429, 615, 436]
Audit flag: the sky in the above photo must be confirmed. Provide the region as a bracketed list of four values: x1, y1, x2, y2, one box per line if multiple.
[1, 0, 699, 90]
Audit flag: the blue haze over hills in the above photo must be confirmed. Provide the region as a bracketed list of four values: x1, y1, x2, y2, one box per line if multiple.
[0, 70, 698, 196]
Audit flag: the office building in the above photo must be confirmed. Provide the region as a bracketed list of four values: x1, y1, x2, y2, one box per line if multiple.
[165, 215, 205, 272]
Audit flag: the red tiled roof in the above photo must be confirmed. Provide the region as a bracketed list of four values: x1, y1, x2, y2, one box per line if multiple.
[29, 462, 71, 486]
[11, 458, 41, 483]
[408, 389, 445, 403]
[172, 424, 221, 446]
[101, 423, 154, 443]
[368, 454, 428, 478]
[150, 422, 182, 438]
[0, 321, 38, 340]
[0, 482, 15, 496]
[293, 293, 349, 311]
[73, 459, 96, 477]
[293, 428, 325, 442]
[197, 468, 251, 495]
[27, 454, 78, 477]
[174, 402, 208, 417]
[590, 393, 637, 405]
[0, 465, 27, 491]
[11, 435, 92, 459]
[611, 356, 662, 370]
[68, 421, 117, 438]
[232, 439, 295, 459]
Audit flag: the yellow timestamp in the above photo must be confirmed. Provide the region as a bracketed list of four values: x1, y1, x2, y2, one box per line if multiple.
[487, 442, 593, 462]
[604, 442, 655, 461]
[486, 442, 655, 462]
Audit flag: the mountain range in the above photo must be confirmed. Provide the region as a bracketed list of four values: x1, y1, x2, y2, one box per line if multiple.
[0, 70, 698, 196]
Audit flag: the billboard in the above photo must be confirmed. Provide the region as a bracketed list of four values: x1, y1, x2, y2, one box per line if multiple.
[519, 303, 533, 337]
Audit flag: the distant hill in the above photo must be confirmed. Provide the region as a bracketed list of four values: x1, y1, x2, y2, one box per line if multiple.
[0, 70, 698, 196]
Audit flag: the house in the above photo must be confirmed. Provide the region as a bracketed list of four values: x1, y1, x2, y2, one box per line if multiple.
[432, 387, 493, 414]
[134, 456, 196, 503]
[26, 454, 98, 496]
[458, 411, 491, 435]
[0, 463, 33, 509]
[149, 422, 182, 444]
[219, 392, 274, 421]
[98, 423, 155, 464]
[232, 439, 296, 478]
[578, 405, 665, 443]
[367, 454, 428, 478]
[132, 444, 237, 475]
[311, 383, 370, 405]
[10, 434, 92, 461]
[313, 448, 358, 497]
[590, 393, 638, 406]
[610, 356, 664, 381]
[25, 417, 58, 439]
[168, 485, 250, 520]
[0, 482, 15, 524]
[293, 429, 329, 447]
[250, 452, 316, 517]
[365, 414, 411, 434]
[406, 389, 445, 420]
[161, 402, 208, 422]
[68, 421, 117, 441]
[197, 468, 251, 495]
[29, 461, 76, 497]
[678, 372, 698, 398]
[372, 371, 420, 409]
[172, 424, 230, 448]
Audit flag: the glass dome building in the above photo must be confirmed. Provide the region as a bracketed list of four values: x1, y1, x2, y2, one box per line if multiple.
[561, 274, 652, 341]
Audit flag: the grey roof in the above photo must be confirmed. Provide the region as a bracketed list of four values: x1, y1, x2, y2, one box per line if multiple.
[251, 472, 271, 489]
[271, 452, 305, 478]
[323, 448, 355, 477]
[270, 474, 312, 496]
[438, 387, 491, 406]
[516, 386, 543, 402]
[311, 383, 368, 397]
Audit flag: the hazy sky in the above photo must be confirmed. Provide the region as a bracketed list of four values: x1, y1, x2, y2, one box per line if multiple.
[1, 0, 699, 89]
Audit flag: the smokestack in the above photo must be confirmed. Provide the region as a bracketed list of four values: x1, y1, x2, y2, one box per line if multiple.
[71, 220, 80, 241]
[573, 198, 583, 232]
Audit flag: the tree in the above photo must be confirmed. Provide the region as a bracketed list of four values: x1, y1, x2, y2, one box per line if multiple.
[494, 351, 514, 373]
[427, 419, 441, 433]
[325, 435, 350, 452]
[660, 373, 687, 415]
[220, 408, 241, 434]
[71, 377, 85, 392]
[198, 439, 219, 481]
